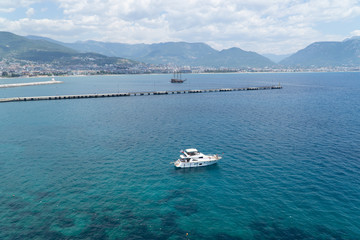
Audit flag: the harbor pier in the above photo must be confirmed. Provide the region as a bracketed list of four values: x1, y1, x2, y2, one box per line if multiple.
[0, 80, 63, 88]
[0, 85, 282, 103]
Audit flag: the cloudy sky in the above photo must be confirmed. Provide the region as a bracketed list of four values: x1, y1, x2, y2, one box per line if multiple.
[1, 0, 360, 54]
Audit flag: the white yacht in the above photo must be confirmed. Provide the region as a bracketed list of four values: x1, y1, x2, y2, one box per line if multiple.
[174, 148, 221, 168]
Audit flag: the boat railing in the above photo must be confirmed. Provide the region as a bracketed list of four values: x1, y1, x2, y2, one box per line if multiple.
[213, 154, 221, 160]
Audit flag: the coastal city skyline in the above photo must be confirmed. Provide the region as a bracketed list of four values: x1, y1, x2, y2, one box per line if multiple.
[1, 0, 360, 55]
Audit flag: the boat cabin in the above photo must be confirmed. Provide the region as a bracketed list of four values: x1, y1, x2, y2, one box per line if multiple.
[180, 157, 192, 162]
[185, 148, 199, 156]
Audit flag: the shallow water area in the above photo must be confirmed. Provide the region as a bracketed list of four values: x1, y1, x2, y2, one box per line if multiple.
[1, 72, 360, 239]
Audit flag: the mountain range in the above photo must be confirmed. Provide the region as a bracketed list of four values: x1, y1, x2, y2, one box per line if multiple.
[0, 32, 137, 66]
[280, 37, 360, 67]
[2, 31, 360, 68]
[26, 35, 276, 68]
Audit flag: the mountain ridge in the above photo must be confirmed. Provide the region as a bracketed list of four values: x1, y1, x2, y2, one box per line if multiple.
[0, 31, 76, 58]
[3, 31, 360, 69]
[52, 39, 276, 68]
[280, 38, 360, 67]
[3, 32, 277, 68]
[0, 32, 137, 66]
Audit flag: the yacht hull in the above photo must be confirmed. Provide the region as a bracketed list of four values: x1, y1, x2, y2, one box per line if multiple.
[174, 157, 220, 168]
[174, 148, 222, 168]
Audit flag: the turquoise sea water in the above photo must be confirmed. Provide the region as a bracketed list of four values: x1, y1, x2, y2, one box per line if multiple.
[0, 72, 360, 239]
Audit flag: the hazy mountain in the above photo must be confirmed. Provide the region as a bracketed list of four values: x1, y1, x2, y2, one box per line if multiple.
[263, 53, 291, 63]
[213, 47, 275, 68]
[0, 31, 76, 59]
[26, 35, 66, 45]
[280, 38, 360, 67]
[13, 32, 360, 68]
[52, 40, 276, 68]
[59, 40, 152, 59]
[0, 32, 136, 66]
[134, 42, 218, 66]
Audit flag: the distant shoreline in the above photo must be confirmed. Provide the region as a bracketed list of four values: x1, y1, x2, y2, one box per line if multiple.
[0, 70, 359, 81]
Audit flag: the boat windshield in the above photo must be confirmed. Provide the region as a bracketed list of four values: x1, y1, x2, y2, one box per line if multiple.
[186, 151, 199, 156]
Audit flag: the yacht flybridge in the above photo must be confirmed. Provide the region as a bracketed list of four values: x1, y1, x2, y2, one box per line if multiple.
[174, 148, 221, 168]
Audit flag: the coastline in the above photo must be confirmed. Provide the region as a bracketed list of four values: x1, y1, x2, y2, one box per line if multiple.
[1, 69, 359, 81]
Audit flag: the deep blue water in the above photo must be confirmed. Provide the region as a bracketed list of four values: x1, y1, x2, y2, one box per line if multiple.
[1, 72, 360, 239]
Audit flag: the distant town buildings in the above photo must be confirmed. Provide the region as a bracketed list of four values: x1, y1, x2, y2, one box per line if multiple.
[1, 57, 360, 78]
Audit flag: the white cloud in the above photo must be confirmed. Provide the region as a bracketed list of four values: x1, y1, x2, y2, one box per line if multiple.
[26, 8, 35, 17]
[0, 0, 42, 8]
[0, 8, 16, 13]
[2, 0, 360, 54]
[350, 30, 360, 36]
